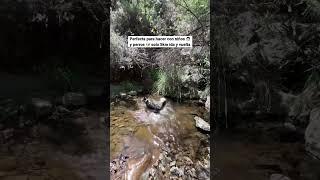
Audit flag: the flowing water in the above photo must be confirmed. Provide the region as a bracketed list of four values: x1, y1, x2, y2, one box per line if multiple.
[110, 95, 209, 179]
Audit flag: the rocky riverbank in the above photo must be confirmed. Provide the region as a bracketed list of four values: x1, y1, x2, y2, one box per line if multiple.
[110, 93, 211, 180]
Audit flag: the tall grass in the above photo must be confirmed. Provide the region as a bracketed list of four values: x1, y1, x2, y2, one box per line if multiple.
[153, 70, 169, 96]
[152, 67, 184, 100]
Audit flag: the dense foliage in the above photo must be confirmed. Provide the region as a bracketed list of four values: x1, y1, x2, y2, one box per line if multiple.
[0, 0, 109, 73]
[111, 0, 210, 99]
[213, 0, 320, 128]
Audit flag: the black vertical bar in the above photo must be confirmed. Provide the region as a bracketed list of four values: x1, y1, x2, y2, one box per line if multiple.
[210, 0, 215, 179]
[105, 1, 111, 179]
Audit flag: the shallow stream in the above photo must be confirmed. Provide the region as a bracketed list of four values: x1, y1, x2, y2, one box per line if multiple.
[110, 95, 209, 179]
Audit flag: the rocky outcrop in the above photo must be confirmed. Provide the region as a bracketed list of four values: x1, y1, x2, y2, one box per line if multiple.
[194, 116, 210, 132]
[305, 107, 320, 159]
[228, 12, 297, 65]
[180, 65, 207, 100]
[287, 85, 320, 125]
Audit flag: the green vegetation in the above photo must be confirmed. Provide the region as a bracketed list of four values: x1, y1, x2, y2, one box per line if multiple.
[111, 0, 209, 100]
[153, 70, 169, 96]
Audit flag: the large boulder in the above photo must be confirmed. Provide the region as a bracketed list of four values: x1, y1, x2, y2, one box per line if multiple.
[194, 116, 210, 132]
[305, 107, 320, 159]
[180, 65, 204, 99]
[30, 98, 52, 118]
[62, 92, 87, 107]
[128, 91, 137, 96]
[287, 85, 319, 125]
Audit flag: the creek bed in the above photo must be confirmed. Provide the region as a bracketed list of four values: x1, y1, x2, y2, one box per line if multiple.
[110, 95, 210, 179]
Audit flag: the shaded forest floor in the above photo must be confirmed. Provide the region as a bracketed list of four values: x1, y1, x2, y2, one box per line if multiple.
[0, 71, 107, 180]
[215, 122, 320, 180]
[0, 110, 107, 180]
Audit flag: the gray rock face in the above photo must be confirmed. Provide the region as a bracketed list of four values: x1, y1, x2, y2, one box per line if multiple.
[270, 174, 291, 180]
[194, 116, 210, 132]
[180, 65, 204, 99]
[287, 85, 319, 125]
[180, 65, 203, 84]
[30, 98, 52, 117]
[62, 92, 86, 106]
[228, 12, 297, 65]
[305, 108, 320, 159]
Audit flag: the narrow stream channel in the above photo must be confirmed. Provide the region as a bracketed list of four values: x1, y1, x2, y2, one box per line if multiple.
[110, 95, 210, 179]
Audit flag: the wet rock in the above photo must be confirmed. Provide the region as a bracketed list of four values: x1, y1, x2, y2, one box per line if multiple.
[166, 156, 172, 163]
[305, 107, 320, 159]
[170, 166, 183, 177]
[119, 92, 127, 99]
[205, 96, 210, 112]
[118, 100, 127, 107]
[170, 161, 176, 167]
[186, 168, 197, 178]
[153, 159, 159, 168]
[159, 153, 165, 162]
[159, 164, 166, 173]
[30, 98, 52, 118]
[143, 97, 167, 113]
[194, 116, 210, 132]
[183, 156, 193, 165]
[196, 160, 210, 180]
[270, 174, 291, 180]
[62, 92, 86, 106]
[176, 160, 184, 167]
[128, 91, 137, 96]
[148, 167, 156, 177]
[110, 154, 129, 177]
[198, 171, 209, 180]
